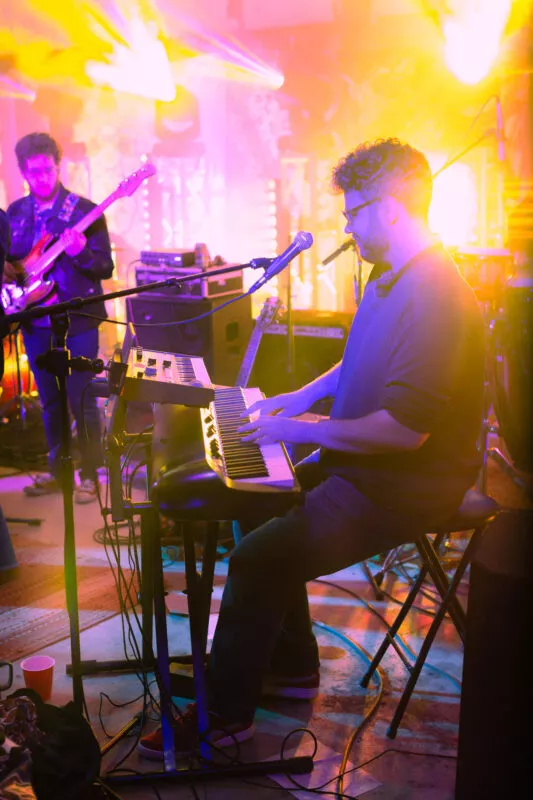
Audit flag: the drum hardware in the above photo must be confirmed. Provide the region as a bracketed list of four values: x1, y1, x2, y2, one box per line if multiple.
[0, 328, 34, 422]
[476, 271, 533, 502]
[0, 329, 44, 526]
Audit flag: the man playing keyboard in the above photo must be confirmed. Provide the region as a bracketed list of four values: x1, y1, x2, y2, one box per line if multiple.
[138, 137, 485, 758]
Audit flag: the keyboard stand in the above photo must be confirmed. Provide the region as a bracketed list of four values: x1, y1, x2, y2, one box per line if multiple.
[103, 510, 313, 788]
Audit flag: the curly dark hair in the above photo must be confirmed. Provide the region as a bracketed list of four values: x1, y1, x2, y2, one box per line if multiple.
[331, 138, 433, 218]
[15, 132, 62, 171]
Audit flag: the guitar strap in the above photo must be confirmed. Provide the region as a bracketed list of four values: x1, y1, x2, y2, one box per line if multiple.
[57, 192, 79, 224]
[33, 192, 80, 243]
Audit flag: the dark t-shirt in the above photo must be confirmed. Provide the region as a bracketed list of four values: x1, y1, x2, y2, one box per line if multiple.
[320, 242, 485, 520]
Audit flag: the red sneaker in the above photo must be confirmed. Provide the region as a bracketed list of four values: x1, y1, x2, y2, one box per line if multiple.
[137, 704, 255, 761]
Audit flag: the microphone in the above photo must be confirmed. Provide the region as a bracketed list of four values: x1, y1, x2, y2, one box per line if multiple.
[495, 95, 505, 163]
[248, 231, 314, 293]
[321, 238, 355, 266]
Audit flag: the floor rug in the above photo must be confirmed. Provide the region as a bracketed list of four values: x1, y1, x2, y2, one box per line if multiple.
[0, 548, 137, 661]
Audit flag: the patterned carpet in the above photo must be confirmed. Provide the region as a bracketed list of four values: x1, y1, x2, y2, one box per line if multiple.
[0, 528, 138, 661]
[1, 454, 530, 665]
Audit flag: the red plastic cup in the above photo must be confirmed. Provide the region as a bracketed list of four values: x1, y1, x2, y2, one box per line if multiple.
[20, 655, 55, 701]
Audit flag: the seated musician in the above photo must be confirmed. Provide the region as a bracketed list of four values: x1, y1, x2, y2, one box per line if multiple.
[138, 138, 485, 758]
[5, 133, 114, 503]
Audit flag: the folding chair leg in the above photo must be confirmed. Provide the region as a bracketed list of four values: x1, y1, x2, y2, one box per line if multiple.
[361, 559, 384, 600]
[360, 562, 430, 688]
[417, 535, 467, 638]
[387, 526, 485, 738]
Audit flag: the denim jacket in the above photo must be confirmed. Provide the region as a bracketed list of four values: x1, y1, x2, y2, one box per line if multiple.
[7, 184, 114, 335]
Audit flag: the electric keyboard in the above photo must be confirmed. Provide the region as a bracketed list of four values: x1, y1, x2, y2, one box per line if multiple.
[120, 347, 214, 407]
[200, 386, 299, 492]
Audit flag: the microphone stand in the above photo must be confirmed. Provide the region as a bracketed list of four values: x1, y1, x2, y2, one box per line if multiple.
[2, 261, 256, 712]
[320, 238, 362, 307]
[286, 261, 295, 391]
[2, 259, 312, 787]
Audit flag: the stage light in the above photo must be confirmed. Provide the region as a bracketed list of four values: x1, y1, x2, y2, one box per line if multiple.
[0, 74, 36, 101]
[428, 157, 478, 247]
[85, 18, 175, 101]
[442, 0, 512, 84]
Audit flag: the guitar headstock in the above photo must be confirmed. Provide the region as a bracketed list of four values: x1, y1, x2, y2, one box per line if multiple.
[256, 296, 283, 331]
[116, 163, 157, 198]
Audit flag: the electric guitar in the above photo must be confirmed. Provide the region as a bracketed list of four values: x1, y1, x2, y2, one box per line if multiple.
[234, 295, 282, 389]
[1, 162, 157, 316]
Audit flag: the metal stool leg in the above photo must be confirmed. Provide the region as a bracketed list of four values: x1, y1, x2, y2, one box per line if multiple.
[416, 534, 467, 639]
[360, 562, 429, 687]
[361, 559, 385, 600]
[360, 532, 448, 687]
[387, 525, 486, 738]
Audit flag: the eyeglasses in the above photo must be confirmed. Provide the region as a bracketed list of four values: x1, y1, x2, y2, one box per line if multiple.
[342, 197, 380, 223]
[24, 165, 58, 179]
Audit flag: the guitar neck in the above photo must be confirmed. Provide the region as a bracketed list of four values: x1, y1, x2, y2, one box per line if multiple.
[235, 324, 266, 389]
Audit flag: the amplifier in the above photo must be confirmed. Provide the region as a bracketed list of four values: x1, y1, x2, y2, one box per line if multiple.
[456, 509, 533, 798]
[249, 309, 353, 398]
[135, 265, 244, 299]
[139, 249, 196, 267]
[126, 293, 253, 386]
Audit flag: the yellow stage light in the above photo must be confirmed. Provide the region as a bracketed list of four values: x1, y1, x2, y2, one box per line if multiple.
[428, 157, 478, 247]
[85, 17, 175, 101]
[443, 0, 512, 84]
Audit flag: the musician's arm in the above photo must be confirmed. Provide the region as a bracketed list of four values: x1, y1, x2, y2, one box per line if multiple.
[312, 411, 429, 453]
[301, 362, 341, 402]
[247, 362, 341, 418]
[71, 217, 114, 280]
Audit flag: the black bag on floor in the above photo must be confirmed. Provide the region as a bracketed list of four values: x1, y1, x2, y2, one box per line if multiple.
[7, 689, 101, 800]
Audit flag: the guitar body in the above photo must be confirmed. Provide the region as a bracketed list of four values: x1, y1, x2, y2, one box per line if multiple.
[1, 232, 56, 314]
[1, 279, 57, 315]
[23, 232, 54, 269]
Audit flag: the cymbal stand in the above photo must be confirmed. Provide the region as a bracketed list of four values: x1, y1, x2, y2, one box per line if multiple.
[477, 302, 533, 501]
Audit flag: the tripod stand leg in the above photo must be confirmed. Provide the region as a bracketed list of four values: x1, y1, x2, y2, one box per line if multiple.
[146, 508, 177, 771]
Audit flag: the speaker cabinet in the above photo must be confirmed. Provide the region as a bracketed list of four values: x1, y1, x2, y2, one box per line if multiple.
[126, 293, 253, 386]
[456, 509, 533, 798]
[248, 309, 352, 399]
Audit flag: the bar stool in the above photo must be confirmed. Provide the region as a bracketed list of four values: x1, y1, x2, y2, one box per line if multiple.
[360, 488, 500, 739]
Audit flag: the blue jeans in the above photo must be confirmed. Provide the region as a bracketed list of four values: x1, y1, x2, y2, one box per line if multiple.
[23, 326, 104, 482]
[207, 457, 429, 723]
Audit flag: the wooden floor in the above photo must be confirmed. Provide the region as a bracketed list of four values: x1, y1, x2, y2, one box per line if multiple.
[0, 453, 530, 799]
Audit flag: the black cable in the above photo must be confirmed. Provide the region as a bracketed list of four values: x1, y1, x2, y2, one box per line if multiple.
[71, 287, 249, 328]
[313, 578, 461, 691]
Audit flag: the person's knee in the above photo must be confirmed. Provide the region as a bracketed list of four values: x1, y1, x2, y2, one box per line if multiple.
[228, 530, 294, 586]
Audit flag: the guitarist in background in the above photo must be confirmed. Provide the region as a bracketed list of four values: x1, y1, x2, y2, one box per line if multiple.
[4, 132, 114, 503]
